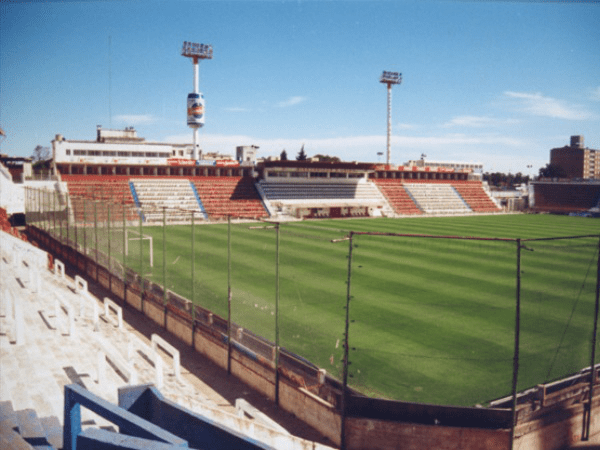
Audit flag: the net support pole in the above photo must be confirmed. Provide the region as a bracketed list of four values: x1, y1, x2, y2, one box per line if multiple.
[73, 197, 78, 255]
[227, 215, 232, 375]
[191, 210, 196, 323]
[59, 191, 63, 243]
[107, 203, 111, 290]
[122, 194, 126, 281]
[275, 222, 281, 406]
[163, 207, 167, 306]
[66, 197, 70, 248]
[94, 201, 99, 265]
[139, 205, 144, 308]
[510, 239, 522, 450]
[83, 198, 87, 257]
[53, 188, 56, 236]
[340, 231, 354, 450]
[583, 235, 600, 441]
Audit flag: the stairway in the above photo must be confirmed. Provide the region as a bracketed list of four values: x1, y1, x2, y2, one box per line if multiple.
[131, 178, 203, 224]
[0, 401, 63, 449]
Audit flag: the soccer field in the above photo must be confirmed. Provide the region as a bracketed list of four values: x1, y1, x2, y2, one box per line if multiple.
[125, 214, 599, 406]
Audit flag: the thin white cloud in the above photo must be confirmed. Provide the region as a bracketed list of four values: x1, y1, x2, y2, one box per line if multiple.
[396, 123, 417, 130]
[276, 96, 307, 108]
[224, 106, 252, 113]
[164, 132, 525, 154]
[590, 86, 600, 102]
[503, 91, 595, 120]
[441, 115, 519, 128]
[114, 114, 156, 125]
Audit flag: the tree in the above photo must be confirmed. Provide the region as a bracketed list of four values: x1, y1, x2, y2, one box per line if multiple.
[296, 144, 307, 161]
[32, 145, 50, 162]
[483, 171, 530, 189]
[538, 163, 568, 179]
[313, 154, 341, 163]
[280, 149, 288, 161]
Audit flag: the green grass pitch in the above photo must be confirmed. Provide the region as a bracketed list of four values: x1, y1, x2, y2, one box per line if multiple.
[123, 214, 599, 406]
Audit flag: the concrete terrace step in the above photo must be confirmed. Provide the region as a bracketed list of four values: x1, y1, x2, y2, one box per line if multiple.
[0, 401, 18, 429]
[0, 403, 62, 449]
[39, 417, 62, 450]
[0, 420, 35, 450]
[15, 409, 53, 449]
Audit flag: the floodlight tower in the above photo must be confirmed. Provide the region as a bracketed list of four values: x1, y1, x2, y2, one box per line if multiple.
[379, 71, 402, 165]
[182, 41, 213, 161]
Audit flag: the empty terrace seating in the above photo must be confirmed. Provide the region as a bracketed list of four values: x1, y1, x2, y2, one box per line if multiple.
[62, 175, 137, 222]
[404, 182, 471, 215]
[192, 176, 268, 220]
[372, 179, 422, 215]
[259, 180, 386, 204]
[131, 178, 203, 223]
[452, 181, 501, 213]
[0, 400, 63, 449]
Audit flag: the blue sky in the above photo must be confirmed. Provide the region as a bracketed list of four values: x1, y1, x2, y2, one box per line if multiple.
[1, 0, 599, 175]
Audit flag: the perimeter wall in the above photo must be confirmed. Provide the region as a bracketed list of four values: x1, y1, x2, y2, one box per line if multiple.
[27, 225, 600, 450]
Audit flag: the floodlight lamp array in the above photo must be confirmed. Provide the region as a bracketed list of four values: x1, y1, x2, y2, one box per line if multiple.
[380, 71, 402, 85]
[182, 41, 213, 59]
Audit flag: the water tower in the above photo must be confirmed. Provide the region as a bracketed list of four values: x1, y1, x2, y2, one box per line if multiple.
[182, 41, 213, 160]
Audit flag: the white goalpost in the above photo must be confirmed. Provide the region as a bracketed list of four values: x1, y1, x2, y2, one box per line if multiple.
[125, 228, 154, 267]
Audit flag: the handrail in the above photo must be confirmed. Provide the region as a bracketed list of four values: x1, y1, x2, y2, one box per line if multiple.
[63, 383, 187, 450]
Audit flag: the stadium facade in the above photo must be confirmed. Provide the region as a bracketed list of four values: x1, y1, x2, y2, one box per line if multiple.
[28, 126, 503, 224]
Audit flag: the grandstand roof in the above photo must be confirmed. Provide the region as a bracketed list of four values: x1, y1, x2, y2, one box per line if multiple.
[262, 160, 375, 171]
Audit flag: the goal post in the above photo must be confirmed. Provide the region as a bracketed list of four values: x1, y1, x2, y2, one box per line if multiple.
[125, 228, 154, 267]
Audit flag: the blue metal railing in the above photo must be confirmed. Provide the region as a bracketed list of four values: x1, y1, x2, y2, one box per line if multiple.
[119, 385, 274, 450]
[129, 181, 145, 222]
[63, 384, 187, 450]
[189, 181, 208, 219]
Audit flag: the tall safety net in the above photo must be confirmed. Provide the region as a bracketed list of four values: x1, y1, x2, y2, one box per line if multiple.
[346, 234, 517, 406]
[518, 236, 599, 391]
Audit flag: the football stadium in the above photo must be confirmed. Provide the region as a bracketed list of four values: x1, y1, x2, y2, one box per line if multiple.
[2, 131, 597, 449]
[1, 41, 599, 450]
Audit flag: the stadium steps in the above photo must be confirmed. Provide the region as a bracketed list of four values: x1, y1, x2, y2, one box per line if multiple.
[131, 178, 203, 223]
[192, 177, 268, 220]
[0, 401, 62, 449]
[258, 180, 391, 213]
[372, 179, 422, 215]
[404, 183, 472, 215]
[61, 175, 138, 223]
[452, 182, 501, 212]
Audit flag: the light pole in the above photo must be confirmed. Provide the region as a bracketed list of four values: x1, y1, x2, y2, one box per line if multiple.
[380, 71, 402, 165]
[182, 41, 213, 161]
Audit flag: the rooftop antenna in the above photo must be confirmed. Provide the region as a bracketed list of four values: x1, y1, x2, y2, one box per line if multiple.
[379, 71, 402, 165]
[182, 41, 213, 160]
